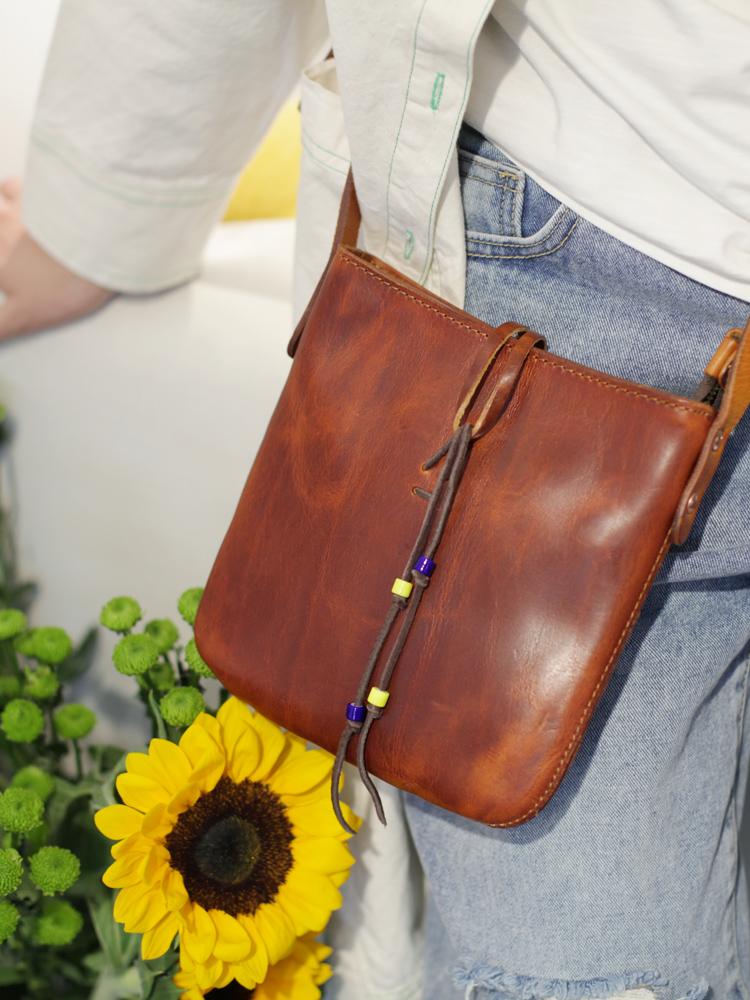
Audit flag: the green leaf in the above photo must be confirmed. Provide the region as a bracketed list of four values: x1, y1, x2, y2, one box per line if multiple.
[58, 626, 98, 682]
[46, 775, 100, 834]
[88, 892, 140, 974]
[0, 968, 25, 986]
[148, 975, 182, 1000]
[88, 743, 128, 777]
[90, 965, 142, 1000]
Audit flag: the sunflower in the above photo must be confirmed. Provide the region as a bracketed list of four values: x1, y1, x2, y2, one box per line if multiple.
[174, 934, 332, 999]
[95, 699, 358, 993]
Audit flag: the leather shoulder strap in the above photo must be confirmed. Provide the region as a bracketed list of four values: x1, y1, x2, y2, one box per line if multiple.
[673, 315, 750, 543]
[287, 171, 360, 357]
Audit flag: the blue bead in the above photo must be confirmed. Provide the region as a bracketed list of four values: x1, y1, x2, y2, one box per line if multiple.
[414, 555, 436, 576]
[346, 703, 366, 723]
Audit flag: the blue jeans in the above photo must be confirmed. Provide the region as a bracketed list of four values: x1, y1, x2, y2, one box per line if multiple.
[403, 125, 750, 1000]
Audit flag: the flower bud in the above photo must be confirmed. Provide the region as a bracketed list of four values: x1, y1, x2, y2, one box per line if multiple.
[0, 609, 28, 641]
[1, 698, 44, 743]
[53, 704, 96, 741]
[99, 596, 142, 633]
[112, 634, 160, 676]
[29, 846, 80, 895]
[177, 588, 204, 627]
[184, 639, 214, 679]
[32, 899, 83, 946]
[0, 848, 22, 896]
[0, 900, 19, 943]
[159, 687, 204, 727]
[0, 787, 44, 833]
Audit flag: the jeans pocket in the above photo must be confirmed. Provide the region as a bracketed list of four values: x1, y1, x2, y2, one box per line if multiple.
[458, 145, 578, 260]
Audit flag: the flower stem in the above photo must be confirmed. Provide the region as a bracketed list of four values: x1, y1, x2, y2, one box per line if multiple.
[72, 739, 83, 780]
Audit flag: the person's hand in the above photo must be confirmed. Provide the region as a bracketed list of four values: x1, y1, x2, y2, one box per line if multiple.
[0, 178, 114, 341]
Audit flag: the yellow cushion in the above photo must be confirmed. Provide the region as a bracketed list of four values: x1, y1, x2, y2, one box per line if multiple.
[223, 100, 301, 221]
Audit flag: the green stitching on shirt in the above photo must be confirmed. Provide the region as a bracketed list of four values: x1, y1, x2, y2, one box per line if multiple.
[430, 73, 445, 111]
[419, 0, 496, 286]
[404, 229, 415, 260]
[383, 0, 430, 255]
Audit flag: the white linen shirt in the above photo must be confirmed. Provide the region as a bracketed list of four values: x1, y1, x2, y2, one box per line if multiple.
[22, 3, 750, 998]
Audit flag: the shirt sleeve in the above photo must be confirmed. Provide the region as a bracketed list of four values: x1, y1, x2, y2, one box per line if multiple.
[23, 0, 328, 293]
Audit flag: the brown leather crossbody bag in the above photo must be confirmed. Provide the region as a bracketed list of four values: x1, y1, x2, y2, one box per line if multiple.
[195, 172, 750, 831]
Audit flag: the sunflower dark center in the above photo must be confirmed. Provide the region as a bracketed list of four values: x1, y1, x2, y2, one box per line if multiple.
[166, 776, 293, 917]
[194, 816, 261, 885]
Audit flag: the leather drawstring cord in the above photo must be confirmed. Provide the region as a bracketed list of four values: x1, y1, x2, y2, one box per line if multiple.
[331, 421, 474, 832]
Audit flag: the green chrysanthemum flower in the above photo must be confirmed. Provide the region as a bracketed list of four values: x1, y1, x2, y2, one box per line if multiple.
[0, 675, 21, 701]
[53, 703, 96, 741]
[112, 633, 159, 677]
[184, 638, 214, 679]
[23, 665, 60, 702]
[14, 629, 38, 657]
[99, 596, 142, 633]
[144, 618, 179, 654]
[29, 846, 80, 896]
[32, 899, 83, 946]
[1, 698, 44, 742]
[0, 787, 44, 833]
[0, 849, 22, 896]
[0, 900, 19, 943]
[0, 609, 28, 641]
[31, 627, 73, 666]
[159, 686, 204, 727]
[177, 587, 204, 626]
[147, 660, 176, 693]
[12, 765, 55, 802]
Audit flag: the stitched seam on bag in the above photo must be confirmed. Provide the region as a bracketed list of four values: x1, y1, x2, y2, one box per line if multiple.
[533, 353, 714, 418]
[466, 215, 579, 258]
[341, 254, 489, 340]
[496, 525, 674, 827]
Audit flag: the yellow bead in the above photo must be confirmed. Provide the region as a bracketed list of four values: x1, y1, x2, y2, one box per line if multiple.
[368, 687, 390, 709]
[392, 578, 413, 599]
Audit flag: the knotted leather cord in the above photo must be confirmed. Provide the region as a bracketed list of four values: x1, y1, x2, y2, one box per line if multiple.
[331, 422, 474, 832]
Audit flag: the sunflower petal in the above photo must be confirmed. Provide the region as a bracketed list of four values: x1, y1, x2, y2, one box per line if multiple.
[271, 749, 334, 798]
[182, 903, 217, 964]
[110, 832, 150, 860]
[248, 711, 288, 779]
[141, 801, 173, 838]
[227, 728, 262, 783]
[113, 882, 151, 926]
[140, 844, 170, 886]
[274, 882, 331, 936]
[287, 799, 359, 839]
[148, 738, 192, 787]
[116, 772, 167, 813]
[285, 869, 342, 914]
[251, 903, 296, 966]
[179, 721, 223, 770]
[124, 751, 171, 794]
[141, 911, 180, 960]
[216, 696, 253, 757]
[209, 909, 253, 962]
[95, 804, 143, 840]
[162, 867, 189, 911]
[293, 838, 355, 875]
[102, 854, 143, 888]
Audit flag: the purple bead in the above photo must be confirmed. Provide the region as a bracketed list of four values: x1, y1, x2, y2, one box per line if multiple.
[346, 703, 366, 723]
[414, 555, 436, 576]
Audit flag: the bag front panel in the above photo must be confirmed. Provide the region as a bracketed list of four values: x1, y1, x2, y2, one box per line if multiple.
[196, 249, 713, 825]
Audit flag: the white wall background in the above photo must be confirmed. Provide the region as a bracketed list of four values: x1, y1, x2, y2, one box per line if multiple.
[0, 5, 294, 747]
